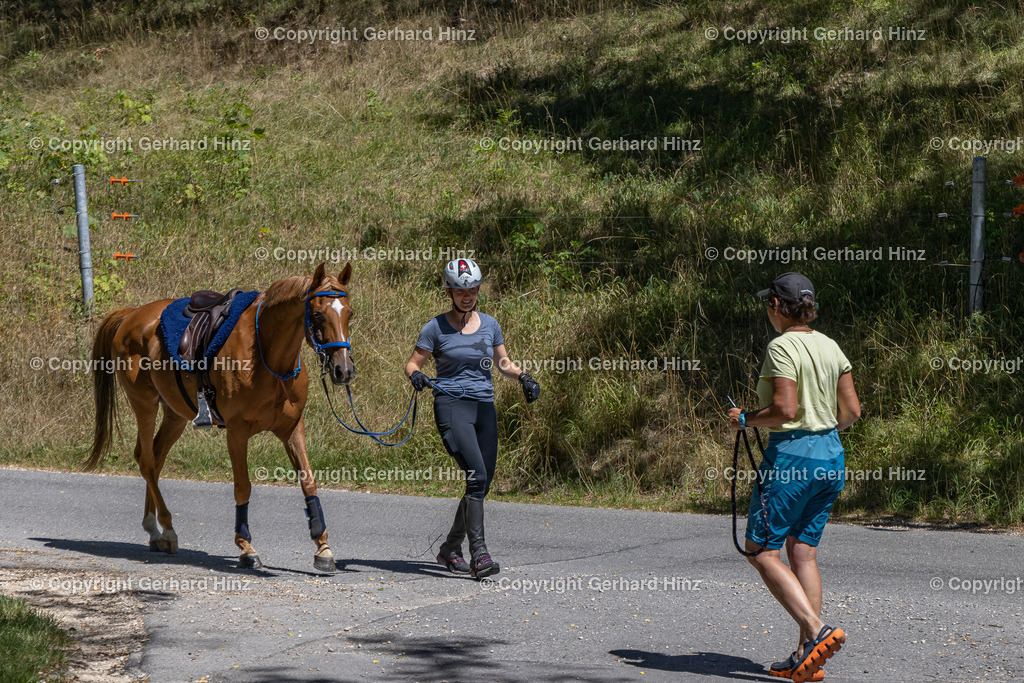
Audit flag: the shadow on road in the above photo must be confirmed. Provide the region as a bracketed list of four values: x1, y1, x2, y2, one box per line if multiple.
[349, 634, 504, 680]
[350, 635, 632, 682]
[335, 557, 453, 579]
[31, 537, 282, 577]
[214, 671, 341, 683]
[610, 649, 771, 681]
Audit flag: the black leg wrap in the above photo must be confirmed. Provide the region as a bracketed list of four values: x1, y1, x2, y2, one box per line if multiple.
[305, 495, 326, 539]
[235, 502, 251, 542]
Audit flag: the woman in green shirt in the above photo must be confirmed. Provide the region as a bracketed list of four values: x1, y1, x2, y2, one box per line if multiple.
[728, 272, 861, 683]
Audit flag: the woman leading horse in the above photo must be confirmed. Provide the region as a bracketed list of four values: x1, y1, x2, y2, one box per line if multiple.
[405, 258, 540, 579]
[86, 262, 354, 572]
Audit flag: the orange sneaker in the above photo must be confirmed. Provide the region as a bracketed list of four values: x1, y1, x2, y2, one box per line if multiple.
[769, 652, 825, 681]
[791, 625, 845, 683]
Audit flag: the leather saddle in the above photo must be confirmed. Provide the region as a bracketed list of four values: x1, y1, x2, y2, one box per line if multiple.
[178, 289, 243, 365]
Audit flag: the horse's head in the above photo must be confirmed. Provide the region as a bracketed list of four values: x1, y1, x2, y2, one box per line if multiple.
[305, 262, 355, 385]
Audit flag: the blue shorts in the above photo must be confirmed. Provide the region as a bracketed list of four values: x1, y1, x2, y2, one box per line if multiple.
[745, 429, 845, 549]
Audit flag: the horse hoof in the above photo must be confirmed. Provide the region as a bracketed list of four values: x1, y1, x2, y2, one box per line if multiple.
[239, 553, 263, 569]
[150, 538, 177, 554]
[313, 552, 337, 574]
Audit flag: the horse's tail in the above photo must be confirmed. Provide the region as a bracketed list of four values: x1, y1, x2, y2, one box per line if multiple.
[85, 307, 133, 471]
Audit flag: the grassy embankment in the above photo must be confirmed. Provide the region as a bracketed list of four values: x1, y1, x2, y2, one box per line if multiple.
[2, 1, 1023, 523]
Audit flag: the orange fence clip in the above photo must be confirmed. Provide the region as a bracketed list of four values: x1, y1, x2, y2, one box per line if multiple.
[1011, 204, 1024, 218]
[109, 176, 135, 185]
[110, 212, 139, 220]
[114, 252, 138, 260]
[1008, 174, 1024, 187]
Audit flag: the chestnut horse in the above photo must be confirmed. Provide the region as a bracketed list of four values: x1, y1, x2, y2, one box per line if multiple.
[85, 263, 355, 572]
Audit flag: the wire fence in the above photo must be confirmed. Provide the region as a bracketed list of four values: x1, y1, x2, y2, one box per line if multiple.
[33, 161, 1024, 316]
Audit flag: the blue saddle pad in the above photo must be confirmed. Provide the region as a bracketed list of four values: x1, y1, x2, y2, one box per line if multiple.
[159, 291, 260, 371]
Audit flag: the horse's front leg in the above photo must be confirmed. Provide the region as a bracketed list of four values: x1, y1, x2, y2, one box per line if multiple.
[227, 426, 262, 569]
[276, 418, 336, 573]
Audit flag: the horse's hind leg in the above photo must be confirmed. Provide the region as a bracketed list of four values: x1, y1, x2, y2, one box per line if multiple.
[127, 389, 178, 554]
[138, 436, 161, 549]
[144, 406, 188, 552]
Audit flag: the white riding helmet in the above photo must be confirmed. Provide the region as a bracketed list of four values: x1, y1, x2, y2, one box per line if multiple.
[443, 258, 483, 289]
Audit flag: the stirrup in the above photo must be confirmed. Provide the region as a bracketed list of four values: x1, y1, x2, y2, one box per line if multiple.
[192, 391, 215, 429]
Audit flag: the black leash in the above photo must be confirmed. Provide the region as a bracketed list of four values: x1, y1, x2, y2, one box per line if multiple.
[731, 425, 769, 557]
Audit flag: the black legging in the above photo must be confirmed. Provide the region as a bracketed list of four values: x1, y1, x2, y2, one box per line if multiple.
[433, 395, 497, 500]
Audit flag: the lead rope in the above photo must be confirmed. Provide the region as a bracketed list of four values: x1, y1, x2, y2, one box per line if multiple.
[319, 374, 465, 447]
[732, 426, 769, 557]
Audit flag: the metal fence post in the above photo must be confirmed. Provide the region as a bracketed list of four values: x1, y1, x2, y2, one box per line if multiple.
[73, 164, 95, 313]
[969, 156, 986, 314]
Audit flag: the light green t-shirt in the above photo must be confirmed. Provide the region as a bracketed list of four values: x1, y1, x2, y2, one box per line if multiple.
[755, 329, 852, 433]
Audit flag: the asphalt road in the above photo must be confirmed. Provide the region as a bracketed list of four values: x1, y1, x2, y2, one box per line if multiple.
[1, 467, 1022, 682]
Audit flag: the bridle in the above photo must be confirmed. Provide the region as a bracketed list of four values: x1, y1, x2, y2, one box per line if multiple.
[255, 288, 464, 447]
[254, 289, 351, 381]
[304, 290, 352, 374]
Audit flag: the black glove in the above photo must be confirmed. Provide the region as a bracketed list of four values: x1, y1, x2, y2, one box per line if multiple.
[409, 371, 430, 392]
[519, 372, 540, 403]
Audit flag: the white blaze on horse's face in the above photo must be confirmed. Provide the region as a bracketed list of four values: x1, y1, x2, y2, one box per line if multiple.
[323, 294, 354, 385]
[328, 298, 348, 343]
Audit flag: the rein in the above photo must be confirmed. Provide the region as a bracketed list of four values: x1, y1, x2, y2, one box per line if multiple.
[254, 288, 465, 446]
[731, 426, 769, 557]
[303, 294, 467, 447]
[320, 375, 465, 447]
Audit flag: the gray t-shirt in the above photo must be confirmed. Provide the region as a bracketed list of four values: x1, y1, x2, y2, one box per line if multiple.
[415, 313, 505, 402]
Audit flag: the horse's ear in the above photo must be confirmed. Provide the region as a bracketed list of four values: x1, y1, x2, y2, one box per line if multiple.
[338, 263, 352, 287]
[307, 262, 326, 297]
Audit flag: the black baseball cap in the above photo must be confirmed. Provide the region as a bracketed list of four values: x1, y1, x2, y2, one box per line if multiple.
[757, 272, 815, 304]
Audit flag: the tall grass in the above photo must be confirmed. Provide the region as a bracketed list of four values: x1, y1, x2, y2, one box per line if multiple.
[2, 1, 1023, 522]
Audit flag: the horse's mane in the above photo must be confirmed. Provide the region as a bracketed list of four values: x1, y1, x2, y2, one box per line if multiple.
[262, 274, 343, 308]
[262, 275, 309, 308]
